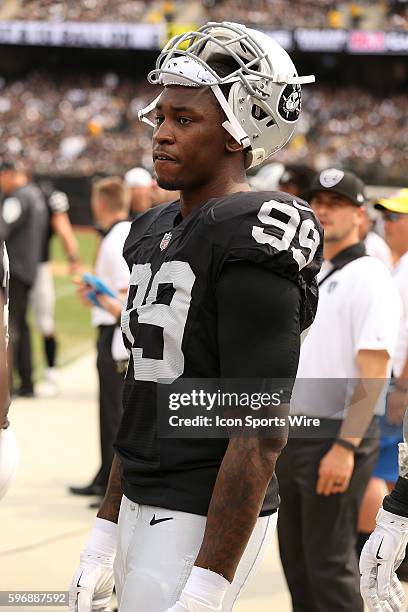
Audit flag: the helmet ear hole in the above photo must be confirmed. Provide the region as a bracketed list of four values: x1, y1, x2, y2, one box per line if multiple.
[239, 42, 248, 54]
[251, 104, 268, 121]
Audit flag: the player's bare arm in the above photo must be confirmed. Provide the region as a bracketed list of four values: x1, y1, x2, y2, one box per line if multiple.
[97, 454, 123, 524]
[193, 261, 302, 582]
[195, 434, 286, 581]
[51, 212, 79, 269]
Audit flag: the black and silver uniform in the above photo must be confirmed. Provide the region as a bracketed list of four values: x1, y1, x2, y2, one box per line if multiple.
[1, 183, 47, 287]
[115, 191, 323, 516]
[39, 183, 70, 263]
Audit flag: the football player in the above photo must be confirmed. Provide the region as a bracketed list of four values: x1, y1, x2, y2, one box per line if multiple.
[69, 22, 322, 612]
[0, 217, 18, 501]
[360, 190, 408, 611]
[360, 412, 408, 612]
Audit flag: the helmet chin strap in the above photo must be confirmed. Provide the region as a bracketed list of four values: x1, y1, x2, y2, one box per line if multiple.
[210, 84, 266, 168]
[211, 84, 251, 150]
[138, 94, 162, 127]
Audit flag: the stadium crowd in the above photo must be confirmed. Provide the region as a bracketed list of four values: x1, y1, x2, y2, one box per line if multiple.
[0, 72, 155, 176]
[203, 0, 408, 30]
[0, 72, 406, 183]
[13, 0, 150, 23]
[7, 0, 408, 30]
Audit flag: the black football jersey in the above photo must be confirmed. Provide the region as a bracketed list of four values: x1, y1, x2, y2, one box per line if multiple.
[115, 190, 323, 516]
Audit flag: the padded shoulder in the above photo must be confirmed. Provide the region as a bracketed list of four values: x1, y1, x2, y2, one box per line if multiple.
[201, 190, 323, 284]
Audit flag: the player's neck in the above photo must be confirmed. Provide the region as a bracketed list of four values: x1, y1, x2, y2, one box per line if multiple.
[180, 174, 250, 217]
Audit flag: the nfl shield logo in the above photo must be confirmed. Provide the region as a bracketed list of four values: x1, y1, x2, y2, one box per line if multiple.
[160, 232, 172, 251]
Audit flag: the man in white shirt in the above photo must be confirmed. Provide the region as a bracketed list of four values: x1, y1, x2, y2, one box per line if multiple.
[69, 178, 130, 500]
[276, 169, 401, 612]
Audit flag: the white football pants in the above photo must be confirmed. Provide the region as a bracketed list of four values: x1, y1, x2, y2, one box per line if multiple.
[30, 263, 56, 336]
[114, 495, 277, 612]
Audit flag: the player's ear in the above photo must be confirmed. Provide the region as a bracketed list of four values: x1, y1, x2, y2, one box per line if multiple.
[225, 134, 243, 155]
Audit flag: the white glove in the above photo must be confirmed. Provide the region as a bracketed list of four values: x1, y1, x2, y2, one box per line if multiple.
[166, 566, 230, 612]
[360, 507, 408, 611]
[69, 518, 117, 612]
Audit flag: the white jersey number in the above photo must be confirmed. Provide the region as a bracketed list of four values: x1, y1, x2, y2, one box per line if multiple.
[252, 199, 320, 270]
[122, 261, 196, 383]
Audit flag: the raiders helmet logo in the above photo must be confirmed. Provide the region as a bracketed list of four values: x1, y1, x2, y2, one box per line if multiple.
[319, 169, 345, 188]
[278, 84, 301, 123]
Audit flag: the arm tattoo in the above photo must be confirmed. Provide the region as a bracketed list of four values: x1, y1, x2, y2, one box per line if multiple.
[194, 436, 284, 582]
[97, 454, 123, 524]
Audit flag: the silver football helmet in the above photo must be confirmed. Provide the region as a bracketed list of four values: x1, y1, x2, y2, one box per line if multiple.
[139, 22, 315, 169]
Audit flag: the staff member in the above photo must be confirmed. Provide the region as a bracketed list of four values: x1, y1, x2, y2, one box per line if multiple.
[123, 167, 153, 220]
[69, 178, 130, 500]
[0, 159, 47, 397]
[278, 164, 316, 198]
[277, 169, 401, 612]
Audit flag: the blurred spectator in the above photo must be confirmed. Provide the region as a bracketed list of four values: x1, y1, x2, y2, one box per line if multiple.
[349, 2, 363, 28]
[359, 204, 393, 269]
[124, 167, 153, 220]
[249, 162, 285, 191]
[0, 160, 47, 397]
[69, 177, 130, 503]
[278, 164, 316, 199]
[250, 162, 315, 198]
[387, 0, 408, 30]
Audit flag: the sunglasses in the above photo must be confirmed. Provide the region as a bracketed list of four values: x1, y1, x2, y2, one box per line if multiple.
[382, 211, 406, 222]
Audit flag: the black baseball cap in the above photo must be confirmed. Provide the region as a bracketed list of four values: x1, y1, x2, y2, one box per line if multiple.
[305, 169, 366, 206]
[279, 164, 315, 193]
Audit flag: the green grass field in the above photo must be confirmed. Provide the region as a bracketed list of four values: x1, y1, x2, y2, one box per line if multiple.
[30, 230, 98, 381]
